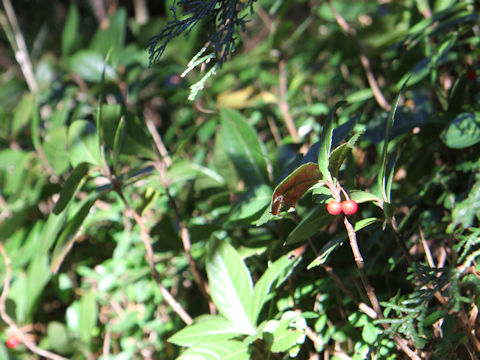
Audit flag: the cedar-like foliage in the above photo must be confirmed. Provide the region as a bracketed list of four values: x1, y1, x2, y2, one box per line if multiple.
[147, 0, 257, 67]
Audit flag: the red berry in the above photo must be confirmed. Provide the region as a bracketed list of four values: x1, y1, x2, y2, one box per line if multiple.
[327, 201, 343, 215]
[341, 200, 358, 215]
[6, 335, 20, 349]
[467, 69, 476, 81]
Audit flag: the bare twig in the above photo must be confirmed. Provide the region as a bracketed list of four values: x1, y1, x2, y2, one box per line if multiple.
[116, 190, 193, 325]
[144, 109, 172, 167]
[1, 0, 38, 93]
[278, 60, 300, 142]
[0, 244, 68, 360]
[327, 0, 390, 111]
[103, 327, 111, 360]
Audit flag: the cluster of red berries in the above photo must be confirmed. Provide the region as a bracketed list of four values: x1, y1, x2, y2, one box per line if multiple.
[6, 335, 20, 349]
[327, 200, 358, 215]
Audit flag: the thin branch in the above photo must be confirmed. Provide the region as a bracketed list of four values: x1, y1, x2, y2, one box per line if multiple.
[152, 161, 215, 313]
[0, 244, 68, 360]
[144, 109, 172, 167]
[1, 0, 38, 93]
[327, 0, 390, 111]
[343, 217, 421, 360]
[278, 60, 300, 142]
[116, 190, 193, 325]
[103, 327, 111, 360]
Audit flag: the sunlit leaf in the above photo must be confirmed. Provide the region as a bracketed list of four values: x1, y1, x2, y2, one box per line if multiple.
[206, 238, 255, 334]
[318, 100, 347, 182]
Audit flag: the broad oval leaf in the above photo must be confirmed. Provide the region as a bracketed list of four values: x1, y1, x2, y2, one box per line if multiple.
[271, 163, 322, 215]
[206, 238, 255, 334]
[441, 112, 480, 149]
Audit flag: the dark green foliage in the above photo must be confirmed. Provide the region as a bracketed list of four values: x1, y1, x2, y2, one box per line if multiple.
[1, 0, 480, 359]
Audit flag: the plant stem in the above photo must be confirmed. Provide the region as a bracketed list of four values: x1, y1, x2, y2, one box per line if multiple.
[116, 189, 193, 325]
[343, 217, 421, 360]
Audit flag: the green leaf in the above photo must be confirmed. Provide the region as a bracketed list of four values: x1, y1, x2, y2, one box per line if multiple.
[206, 238, 255, 334]
[43, 126, 70, 175]
[168, 315, 244, 347]
[68, 120, 102, 167]
[61, 4, 80, 56]
[349, 190, 382, 204]
[50, 195, 98, 273]
[441, 112, 480, 149]
[251, 250, 302, 321]
[69, 50, 116, 82]
[307, 236, 345, 269]
[362, 322, 381, 344]
[354, 217, 382, 232]
[284, 205, 332, 245]
[177, 340, 249, 360]
[53, 162, 90, 214]
[47, 322, 73, 355]
[99, 104, 157, 159]
[328, 130, 364, 178]
[228, 184, 271, 223]
[11, 93, 35, 136]
[378, 78, 409, 203]
[79, 290, 97, 344]
[219, 109, 268, 186]
[25, 253, 51, 322]
[264, 312, 306, 353]
[89, 8, 127, 65]
[270, 163, 322, 215]
[318, 100, 347, 182]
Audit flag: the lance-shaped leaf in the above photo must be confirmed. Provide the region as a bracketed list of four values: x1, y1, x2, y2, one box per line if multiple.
[328, 130, 364, 178]
[270, 163, 322, 215]
[50, 195, 99, 273]
[284, 206, 333, 245]
[53, 162, 90, 214]
[378, 78, 409, 203]
[250, 248, 303, 321]
[318, 100, 347, 182]
[168, 315, 245, 347]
